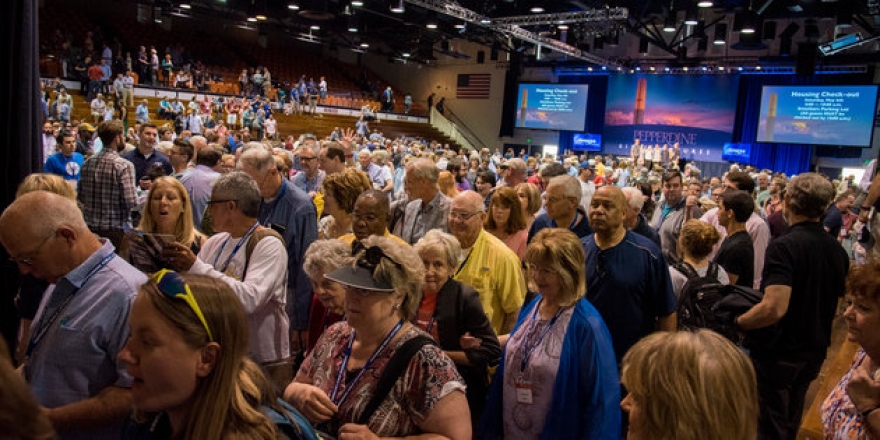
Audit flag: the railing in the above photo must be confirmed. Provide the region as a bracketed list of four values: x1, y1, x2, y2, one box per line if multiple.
[429, 106, 486, 152]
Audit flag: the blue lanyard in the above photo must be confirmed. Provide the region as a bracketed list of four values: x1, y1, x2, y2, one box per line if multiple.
[518, 299, 565, 374]
[26, 253, 116, 357]
[212, 222, 259, 273]
[330, 320, 404, 406]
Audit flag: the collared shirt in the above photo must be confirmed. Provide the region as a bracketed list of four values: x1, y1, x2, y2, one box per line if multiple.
[42, 133, 57, 161]
[27, 240, 146, 439]
[135, 104, 149, 121]
[123, 148, 173, 182]
[78, 148, 138, 230]
[396, 191, 451, 245]
[292, 169, 326, 195]
[190, 231, 290, 362]
[453, 230, 526, 334]
[100, 64, 111, 81]
[180, 164, 220, 231]
[360, 162, 386, 189]
[258, 180, 318, 331]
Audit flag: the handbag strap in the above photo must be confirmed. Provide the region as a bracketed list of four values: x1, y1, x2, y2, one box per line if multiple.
[356, 335, 436, 426]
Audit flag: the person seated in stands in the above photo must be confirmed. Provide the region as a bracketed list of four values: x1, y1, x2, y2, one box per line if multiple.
[158, 97, 172, 120]
[175, 70, 191, 89]
[170, 99, 185, 121]
[90, 93, 106, 125]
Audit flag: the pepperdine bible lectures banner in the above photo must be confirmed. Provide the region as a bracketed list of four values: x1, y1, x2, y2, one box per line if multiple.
[603, 74, 739, 162]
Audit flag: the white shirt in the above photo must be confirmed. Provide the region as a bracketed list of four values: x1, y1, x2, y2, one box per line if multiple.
[190, 231, 290, 362]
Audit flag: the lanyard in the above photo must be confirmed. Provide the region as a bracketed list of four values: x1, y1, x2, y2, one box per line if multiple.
[259, 181, 287, 226]
[212, 222, 259, 273]
[454, 248, 474, 277]
[519, 299, 565, 374]
[329, 320, 403, 406]
[27, 253, 116, 357]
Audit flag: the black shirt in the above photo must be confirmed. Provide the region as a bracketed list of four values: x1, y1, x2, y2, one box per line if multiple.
[751, 221, 849, 359]
[823, 205, 843, 238]
[715, 230, 754, 288]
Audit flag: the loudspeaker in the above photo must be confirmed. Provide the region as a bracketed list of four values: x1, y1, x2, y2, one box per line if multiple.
[477, 50, 485, 63]
[796, 42, 817, 76]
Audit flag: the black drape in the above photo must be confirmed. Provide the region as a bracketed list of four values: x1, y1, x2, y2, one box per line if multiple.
[0, 0, 42, 357]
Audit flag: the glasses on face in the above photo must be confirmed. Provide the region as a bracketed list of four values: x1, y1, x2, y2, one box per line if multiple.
[541, 194, 566, 204]
[352, 212, 380, 223]
[300, 156, 316, 162]
[9, 232, 55, 266]
[449, 210, 482, 222]
[152, 269, 214, 342]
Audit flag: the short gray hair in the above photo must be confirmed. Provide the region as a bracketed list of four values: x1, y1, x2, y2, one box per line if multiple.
[786, 172, 835, 219]
[406, 158, 440, 183]
[621, 186, 645, 211]
[303, 239, 354, 280]
[211, 171, 262, 218]
[548, 175, 582, 203]
[413, 229, 462, 269]
[238, 142, 274, 174]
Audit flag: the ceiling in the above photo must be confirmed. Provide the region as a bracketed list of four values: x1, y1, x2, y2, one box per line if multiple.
[146, 0, 880, 68]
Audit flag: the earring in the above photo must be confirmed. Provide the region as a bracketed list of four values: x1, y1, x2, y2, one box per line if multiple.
[393, 303, 401, 310]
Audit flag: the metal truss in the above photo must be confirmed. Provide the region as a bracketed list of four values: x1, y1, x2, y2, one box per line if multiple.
[488, 9, 629, 27]
[405, 0, 624, 66]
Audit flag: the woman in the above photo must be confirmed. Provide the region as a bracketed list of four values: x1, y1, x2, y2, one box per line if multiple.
[764, 177, 786, 217]
[284, 236, 471, 439]
[413, 230, 501, 428]
[621, 330, 758, 440]
[319, 168, 373, 240]
[438, 171, 459, 199]
[515, 182, 542, 230]
[466, 157, 481, 189]
[822, 261, 880, 438]
[303, 239, 353, 352]
[220, 154, 236, 173]
[669, 219, 729, 299]
[481, 228, 621, 439]
[129, 177, 205, 274]
[485, 187, 528, 260]
[119, 271, 318, 439]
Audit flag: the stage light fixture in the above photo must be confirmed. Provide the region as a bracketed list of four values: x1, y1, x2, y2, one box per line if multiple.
[389, 0, 404, 14]
[288, 3, 299, 10]
[180, 3, 191, 9]
[697, 0, 713, 7]
[714, 23, 727, 44]
[531, 6, 545, 13]
[664, 15, 677, 32]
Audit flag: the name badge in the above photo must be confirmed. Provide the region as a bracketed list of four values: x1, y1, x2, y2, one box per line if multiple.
[515, 381, 533, 404]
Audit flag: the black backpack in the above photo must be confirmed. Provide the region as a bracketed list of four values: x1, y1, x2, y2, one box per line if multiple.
[675, 261, 729, 335]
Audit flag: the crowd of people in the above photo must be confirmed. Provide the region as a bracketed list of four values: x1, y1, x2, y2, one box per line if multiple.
[9, 76, 880, 440]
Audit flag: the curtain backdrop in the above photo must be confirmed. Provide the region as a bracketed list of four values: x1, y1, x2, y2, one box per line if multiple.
[0, 0, 41, 357]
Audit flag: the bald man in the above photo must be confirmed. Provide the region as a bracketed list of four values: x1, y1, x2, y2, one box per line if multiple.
[581, 186, 676, 363]
[449, 190, 525, 334]
[0, 191, 146, 438]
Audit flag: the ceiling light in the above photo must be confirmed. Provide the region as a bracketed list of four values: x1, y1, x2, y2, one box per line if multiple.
[247, 16, 257, 22]
[179, 3, 191, 9]
[454, 23, 466, 29]
[684, 6, 698, 25]
[557, 24, 569, 30]
[360, 43, 369, 48]
[426, 11, 438, 29]
[347, 16, 358, 32]
[288, 3, 299, 10]
[713, 23, 727, 44]
[351, 0, 363, 5]
[480, 18, 491, 24]
[530, 6, 545, 13]
[740, 10, 758, 34]
[256, 14, 267, 20]
[664, 15, 677, 32]
[697, 0, 713, 7]
[402, 52, 410, 57]
[310, 25, 320, 30]
[389, 0, 404, 13]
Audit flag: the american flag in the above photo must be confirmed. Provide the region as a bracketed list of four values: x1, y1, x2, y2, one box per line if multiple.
[456, 73, 491, 99]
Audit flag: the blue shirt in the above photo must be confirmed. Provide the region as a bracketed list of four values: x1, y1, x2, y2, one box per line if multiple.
[527, 208, 593, 244]
[27, 240, 146, 439]
[123, 148, 173, 182]
[180, 164, 220, 231]
[44, 152, 85, 181]
[259, 180, 318, 330]
[581, 231, 676, 362]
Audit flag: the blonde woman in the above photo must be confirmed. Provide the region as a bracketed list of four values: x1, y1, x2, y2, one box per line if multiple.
[438, 170, 459, 199]
[621, 330, 758, 440]
[515, 182, 542, 230]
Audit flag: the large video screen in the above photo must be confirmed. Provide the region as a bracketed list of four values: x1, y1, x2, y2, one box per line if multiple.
[756, 85, 879, 147]
[515, 83, 589, 131]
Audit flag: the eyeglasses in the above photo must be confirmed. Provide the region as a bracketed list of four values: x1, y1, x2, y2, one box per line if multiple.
[206, 199, 236, 205]
[300, 156, 316, 162]
[449, 210, 482, 222]
[9, 232, 54, 266]
[541, 194, 567, 204]
[152, 269, 214, 342]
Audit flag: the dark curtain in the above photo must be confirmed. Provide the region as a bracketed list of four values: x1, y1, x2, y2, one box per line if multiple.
[0, 0, 41, 356]
[498, 54, 522, 138]
[557, 74, 608, 151]
[732, 73, 871, 175]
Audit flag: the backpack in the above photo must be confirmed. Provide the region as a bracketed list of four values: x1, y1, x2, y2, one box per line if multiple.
[675, 261, 729, 335]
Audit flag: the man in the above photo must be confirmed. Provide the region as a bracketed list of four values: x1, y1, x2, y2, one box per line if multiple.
[699, 170, 770, 289]
[498, 158, 526, 188]
[582, 186, 676, 363]
[78, 120, 138, 249]
[578, 164, 597, 213]
[158, 125, 174, 142]
[44, 130, 84, 182]
[121, 71, 135, 107]
[381, 86, 394, 112]
[42, 121, 58, 161]
[158, 97, 172, 120]
[180, 145, 222, 231]
[86, 58, 102, 101]
[474, 171, 496, 209]
[135, 99, 150, 125]
[527, 175, 593, 243]
[90, 93, 106, 125]
[75, 123, 96, 157]
[651, 170, 701, 259]
[239, 144, 317, 354]
[357, 149, 386, 189]
[99, 58, 112, 96]
[755, 172, 771, 207]
[340, 190, 408, 248]
[449, 191, 525, 335]
[621, 186, 661, 249]
[735, 173, 849, 440]
[0, 191, 146, 439]
[824, 191, 855, 239]
[112, 74, 124, 104]
[292, 143, 325, 198]
[168, 138, 194, 179]
[168, 172, 290, 364]
[123, 123, 173, 181]
[716, 190, 755, 288]
[393, 159, 451, 245]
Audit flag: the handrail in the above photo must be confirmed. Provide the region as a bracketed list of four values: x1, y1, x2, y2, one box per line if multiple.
[429, 106, 487, 152]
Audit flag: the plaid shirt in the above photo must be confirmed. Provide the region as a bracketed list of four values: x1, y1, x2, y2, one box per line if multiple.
[78, 148, 138, 230]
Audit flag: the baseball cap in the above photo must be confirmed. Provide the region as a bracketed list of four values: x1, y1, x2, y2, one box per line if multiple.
[79, 123, 96, 132]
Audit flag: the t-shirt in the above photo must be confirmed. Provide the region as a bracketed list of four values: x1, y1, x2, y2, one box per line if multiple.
[823, 205, 844, 238]
[43, 152, 84, 181]
[715, 230, 754, 287]
[668, 263, 730, 300]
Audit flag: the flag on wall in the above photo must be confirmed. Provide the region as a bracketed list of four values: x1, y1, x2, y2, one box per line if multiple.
[456, 74, 491, 99]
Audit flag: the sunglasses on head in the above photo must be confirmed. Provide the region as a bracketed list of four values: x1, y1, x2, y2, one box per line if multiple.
[152, 269, 214, 342]
[353, 244, 403, 274]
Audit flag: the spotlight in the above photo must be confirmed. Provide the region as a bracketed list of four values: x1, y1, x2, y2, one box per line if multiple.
[557, 24, 569, 30]
[288, 3, 299, 10]
[310, 25, 320, 30]
[247, 16, 257, 22]
[530, 6, 545, 13]
[256, 14, 267, 21]
[664, 15, 677, 32]
[684, 6, 698, 26]
[351, 0, 363, 5]
[713, 23, 727, 44]
[389, 0, 404, 14]
[697, 0, 713, 6]
[402, 52, 411, 57]
[360, 43, 369, 48]
[740, 10, 759, 34]
[426, 11, 438, 29]
[179, 3, 191, 9]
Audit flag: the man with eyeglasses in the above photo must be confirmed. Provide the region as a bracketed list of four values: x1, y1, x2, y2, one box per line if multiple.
[340, 190, 407, 249]
[392, 159, 451, 245]
[292, 143, 325, 199]
[168, 138, 194, 179]
[699, 170, 770, 289]
[0, 191, 147, 438]
[180, 146, 222, 232]
[449, 191, 525, 335]
[582, 186, 676, 365]
[165, 171, 290, 365]
[527, 175, 593, 244]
